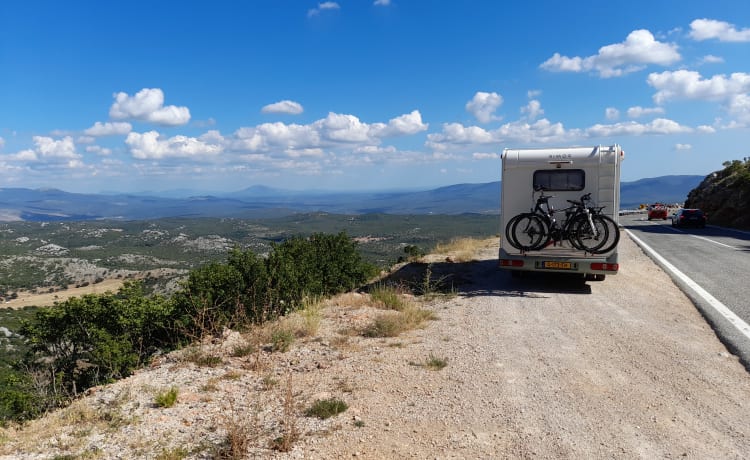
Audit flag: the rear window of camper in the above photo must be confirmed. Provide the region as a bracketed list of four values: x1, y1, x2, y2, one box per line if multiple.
[533, 169, 585, 191]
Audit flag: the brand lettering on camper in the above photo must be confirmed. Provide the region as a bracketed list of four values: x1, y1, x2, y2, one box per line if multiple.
[549, 153, 573, 160]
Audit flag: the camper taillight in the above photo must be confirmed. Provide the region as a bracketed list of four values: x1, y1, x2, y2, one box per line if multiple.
[590, 263, 619, 272]
[500, 259, 524, 268]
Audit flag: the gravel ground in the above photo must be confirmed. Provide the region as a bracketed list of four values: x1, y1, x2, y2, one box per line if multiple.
[2, 234, 749, 459]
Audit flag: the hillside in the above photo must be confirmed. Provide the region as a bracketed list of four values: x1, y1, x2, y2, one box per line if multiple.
[0, 176, 703, 222]
[684, 160, 750, 229]
[2, 237, 749, 458]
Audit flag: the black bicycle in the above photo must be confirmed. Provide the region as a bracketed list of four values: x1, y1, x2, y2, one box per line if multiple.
[505, 190, 619, 254]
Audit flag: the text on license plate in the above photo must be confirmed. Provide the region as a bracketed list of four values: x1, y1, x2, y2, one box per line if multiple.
[540, 261, 575, 269]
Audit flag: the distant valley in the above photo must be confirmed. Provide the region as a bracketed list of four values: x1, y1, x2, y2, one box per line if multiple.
[0, 175, 704, 222]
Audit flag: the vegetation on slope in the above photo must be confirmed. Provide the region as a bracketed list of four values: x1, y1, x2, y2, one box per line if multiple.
[1, 232, 375, 425]
[685, 158, 750, 229]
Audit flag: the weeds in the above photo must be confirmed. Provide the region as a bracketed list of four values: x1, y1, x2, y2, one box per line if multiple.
[270, 373, 298, 452]
[369, 283, 407, 310]
[305, 398, 348, 419]
[271, 329, 295, 352]
[154, 387, 179, 408]
[419, 354, 449, 370]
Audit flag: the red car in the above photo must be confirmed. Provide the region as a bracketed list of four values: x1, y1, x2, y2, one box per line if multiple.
[647, 204, 668, 220]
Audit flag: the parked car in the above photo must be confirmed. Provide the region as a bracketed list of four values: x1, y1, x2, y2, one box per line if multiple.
[671, 208, 707, 228]
[647, 203, 668, 220]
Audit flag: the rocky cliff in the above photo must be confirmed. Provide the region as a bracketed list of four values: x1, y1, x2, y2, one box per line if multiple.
[684, 159, 750, 230]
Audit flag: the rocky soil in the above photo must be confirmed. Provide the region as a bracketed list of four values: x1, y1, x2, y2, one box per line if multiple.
[2, 235, 749, 459]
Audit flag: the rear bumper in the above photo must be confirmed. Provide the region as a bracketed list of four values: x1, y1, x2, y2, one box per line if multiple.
[498, 247, 619, 275]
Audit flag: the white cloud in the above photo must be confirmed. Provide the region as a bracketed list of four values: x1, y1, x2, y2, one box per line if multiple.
[647, 70, 750, 105]
[472, 152, 500, 160]
[85, 145, 112, 156]
[696, 125, 717, 133]
[626, 106, 665, 118]
[727, 93, 750, 125]
[374, 0, 390, 5]
[689, 18, 750, 42]
[426, 118, 575, 151]
[605, 108, 620, 120]
[465, 91, 503, 123]
[261, 100, 304, 115]
[125, 131, 223, 160]
[7, 149, 37, 162]
[370, 110, 429, 137]
[109, 88, 191, 126]
[34, 136, 81, 160]
[527, 90, 542, 98]
[84, 121, 133, 136]
[586, 118, 691, 137]
[521, 100, 544, 120]
[308, 2, 340, 17]
[699, 55, 724, 65]
[0, 137, 4, 149]
[675, 143, 692, 151]
[540, 29, 680, 78]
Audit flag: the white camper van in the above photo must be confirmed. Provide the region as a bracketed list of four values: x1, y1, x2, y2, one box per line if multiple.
[499, 145, 624, 279]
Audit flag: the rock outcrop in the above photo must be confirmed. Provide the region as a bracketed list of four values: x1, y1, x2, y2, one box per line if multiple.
[684, 159, 750, 230]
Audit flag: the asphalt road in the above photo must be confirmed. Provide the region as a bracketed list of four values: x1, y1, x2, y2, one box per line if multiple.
[622, 214, 750, 368]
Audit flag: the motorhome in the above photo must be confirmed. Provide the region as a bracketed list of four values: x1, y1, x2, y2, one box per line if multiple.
[499, 145, 624, 280]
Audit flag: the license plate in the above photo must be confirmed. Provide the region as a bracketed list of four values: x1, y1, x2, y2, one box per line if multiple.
[538, 261, 575, 270]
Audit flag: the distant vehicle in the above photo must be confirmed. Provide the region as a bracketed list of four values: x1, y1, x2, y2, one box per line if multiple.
[647, 203, 668, 220]
[671, 208, 707, 228]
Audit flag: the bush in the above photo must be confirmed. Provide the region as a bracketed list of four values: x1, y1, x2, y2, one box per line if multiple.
[20, 281, 175, 401]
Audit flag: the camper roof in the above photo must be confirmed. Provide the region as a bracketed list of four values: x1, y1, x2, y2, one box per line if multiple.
[502, 145, 622, 168]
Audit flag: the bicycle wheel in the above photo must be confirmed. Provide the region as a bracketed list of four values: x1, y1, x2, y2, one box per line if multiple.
[589, 214, 620, 254]
[504, 213, 525, 250]
[510, 213, 548, 251]
[572, 214, 609, 253]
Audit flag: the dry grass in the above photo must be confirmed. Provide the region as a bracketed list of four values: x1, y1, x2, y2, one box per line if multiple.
[432, 237, 487, 262]
[362, 304, 437, 338]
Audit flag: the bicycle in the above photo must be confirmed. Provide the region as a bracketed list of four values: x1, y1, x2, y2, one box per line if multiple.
[505, 190, 619, 253]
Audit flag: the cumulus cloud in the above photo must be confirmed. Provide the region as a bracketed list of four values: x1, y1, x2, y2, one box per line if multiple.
[521, 100, 544, 120]
[540, 29, 680, 78]
[261, 100, 304, 115]
[605, 108, 620, 120]
[308, 1, 340, 17]
[125, 131, 223, 160]
[689, 18, 750, 42]
[586, 118, 691, 137]
[85, 145, 112, 156]
[369, 110, 429, 137]
[109, 88, 191, 126]
[472, 152, 500, 160]
[647, 70, 750, 105]
[426, 118, 575, 151]
[699, 55, 724, 65]
[626, 106, 665, 118]
[4, 136, 81, 164]
[33, 136, 81, 160]
[466, 92, 503, 123]
[84, 121, 132, 136]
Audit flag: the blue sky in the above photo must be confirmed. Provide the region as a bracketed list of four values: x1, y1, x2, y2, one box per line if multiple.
[1, 1, 749, 194]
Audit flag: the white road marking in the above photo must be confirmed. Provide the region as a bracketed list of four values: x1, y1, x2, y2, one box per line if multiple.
[626, 230, 750, 341]
[689, 234, 738, 250]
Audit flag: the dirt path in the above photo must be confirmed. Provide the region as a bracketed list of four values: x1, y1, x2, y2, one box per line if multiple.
[2, 278, 126, 309]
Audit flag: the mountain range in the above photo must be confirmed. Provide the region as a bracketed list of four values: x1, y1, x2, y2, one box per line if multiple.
[0, 175, 704, 222]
